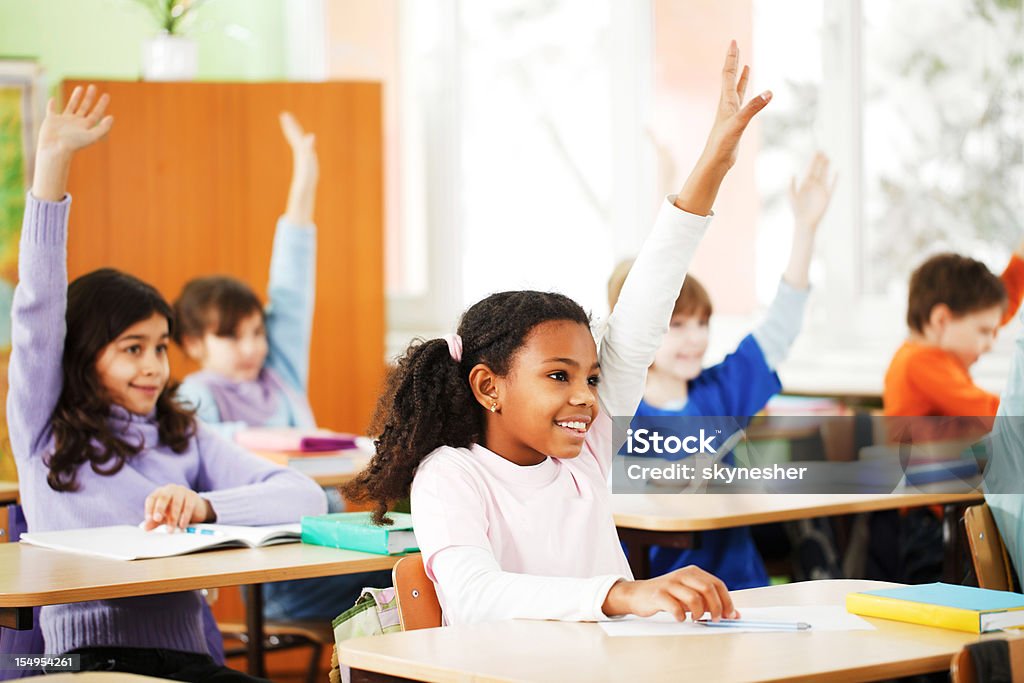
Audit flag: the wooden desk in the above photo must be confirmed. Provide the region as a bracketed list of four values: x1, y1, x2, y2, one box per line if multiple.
[614, 491, 983, 579]
[340, 579, 988, 683]
[0, 481, 19, 504]
[0, 542, 401, 677]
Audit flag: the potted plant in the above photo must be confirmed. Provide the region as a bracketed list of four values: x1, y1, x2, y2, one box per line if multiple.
[134, 0, 210, 81]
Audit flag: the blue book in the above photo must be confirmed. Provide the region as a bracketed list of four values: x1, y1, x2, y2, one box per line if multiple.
[847, 582, 1024, 633]
[301, 512, 418, 555]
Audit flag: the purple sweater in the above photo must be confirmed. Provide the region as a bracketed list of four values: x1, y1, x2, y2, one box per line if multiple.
[7, 194, 328, 655]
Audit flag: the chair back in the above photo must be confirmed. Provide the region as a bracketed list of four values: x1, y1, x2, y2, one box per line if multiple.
[392, 555, 441, 631]
[951, 637, 1024, 683]
[964, 503, 1014, 591]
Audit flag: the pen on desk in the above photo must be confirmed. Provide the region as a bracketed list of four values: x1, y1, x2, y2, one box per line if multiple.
[185, 527, 218, 536]
[695, 619, 811, 631]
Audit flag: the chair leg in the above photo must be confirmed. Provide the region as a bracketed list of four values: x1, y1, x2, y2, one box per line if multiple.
[305, 641, 323, 683]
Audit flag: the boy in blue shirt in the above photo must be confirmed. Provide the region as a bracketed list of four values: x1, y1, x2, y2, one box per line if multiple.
[608, 152, 835, 588]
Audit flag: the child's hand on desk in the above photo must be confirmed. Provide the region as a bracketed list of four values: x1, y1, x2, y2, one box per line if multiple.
[142, 484, 214, 531]
[601, 565, 739, 622]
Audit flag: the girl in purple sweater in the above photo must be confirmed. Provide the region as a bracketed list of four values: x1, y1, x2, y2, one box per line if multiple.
[8, 85, 326, 681]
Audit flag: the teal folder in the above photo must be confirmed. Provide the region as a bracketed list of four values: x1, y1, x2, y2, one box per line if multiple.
[301, 512, 418, 555]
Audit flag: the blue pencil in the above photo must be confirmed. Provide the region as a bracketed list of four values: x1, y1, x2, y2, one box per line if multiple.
[695, 619, 811, 631]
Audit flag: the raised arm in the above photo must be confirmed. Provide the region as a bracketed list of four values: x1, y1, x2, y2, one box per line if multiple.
[8, 86, 113, 461]
[599, 42, 771, 418]
[999, 240, 1024, 325]
[753, 152, 835, 367]
[265, 112, 319, 391]
[280, 111, 318, 225]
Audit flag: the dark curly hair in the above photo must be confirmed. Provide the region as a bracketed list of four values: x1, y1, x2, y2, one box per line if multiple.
[342, 290, 591, 524]
[47, 268, 196, 492]
[907, 253, 1007, 333]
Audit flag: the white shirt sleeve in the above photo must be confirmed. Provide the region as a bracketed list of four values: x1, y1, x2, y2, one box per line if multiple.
[598, 195, 711, 419]
[751, 279, 811, 369]
[430, 545, 625, 624]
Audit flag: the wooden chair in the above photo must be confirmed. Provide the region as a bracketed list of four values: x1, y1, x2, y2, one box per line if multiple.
[964, 503, 1014, 591]
[330, 556, 438, 682]
[951, 637, 1024, 682]
[392, 555, 441, 631]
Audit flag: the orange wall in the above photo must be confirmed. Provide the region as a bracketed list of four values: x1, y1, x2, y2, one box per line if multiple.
[653, 0, 758, 313]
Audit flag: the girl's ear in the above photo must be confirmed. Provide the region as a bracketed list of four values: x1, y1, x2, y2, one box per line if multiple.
[468, 363, 501, 411]
[181, 335, 206, 362]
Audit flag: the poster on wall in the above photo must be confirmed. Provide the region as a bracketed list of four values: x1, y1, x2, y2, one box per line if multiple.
[0, 59, 45, 481]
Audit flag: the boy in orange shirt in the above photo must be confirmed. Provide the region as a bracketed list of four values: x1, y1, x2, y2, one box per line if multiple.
[884, 250, 1024, 418]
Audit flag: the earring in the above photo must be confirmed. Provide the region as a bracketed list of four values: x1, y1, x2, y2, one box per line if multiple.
[490, 402, 498, 413]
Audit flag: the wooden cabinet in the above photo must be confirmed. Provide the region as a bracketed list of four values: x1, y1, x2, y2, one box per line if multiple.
[63, 80, 384, 433]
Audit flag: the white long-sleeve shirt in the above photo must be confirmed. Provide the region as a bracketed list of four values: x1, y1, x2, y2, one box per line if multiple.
[411, 196, 712, 625]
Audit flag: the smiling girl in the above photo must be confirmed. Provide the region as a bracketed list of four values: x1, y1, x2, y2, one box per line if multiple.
[343, 42, 770, 624]
[8, 85, 325, 682]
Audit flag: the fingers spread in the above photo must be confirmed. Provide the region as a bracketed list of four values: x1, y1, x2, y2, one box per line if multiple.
[720, 40, 739, 93]
[86, 93, 110, 126]
[736, 90, 772, 127]
[736, 65, 750, 102]
[64, 86, 83, 115]
[76, 85, 97, 117]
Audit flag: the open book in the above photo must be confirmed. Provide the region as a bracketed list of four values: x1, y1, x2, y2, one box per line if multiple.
[19, 523, 301, 561]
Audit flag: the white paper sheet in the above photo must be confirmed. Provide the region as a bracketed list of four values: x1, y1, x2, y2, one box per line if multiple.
[598, 605, 875, 636]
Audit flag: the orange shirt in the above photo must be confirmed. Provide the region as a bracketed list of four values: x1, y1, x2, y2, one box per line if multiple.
[883, 255, 1024, 418]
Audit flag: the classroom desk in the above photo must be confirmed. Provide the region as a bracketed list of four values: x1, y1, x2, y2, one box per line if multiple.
[0, 482, 19, 505]
[613, 491, 984, 580]
[340, 579, 992, 683]
[0, 542, 402, 678]
[311, 469, 364, 488]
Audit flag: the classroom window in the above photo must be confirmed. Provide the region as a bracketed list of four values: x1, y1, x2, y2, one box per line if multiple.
[861, 0, 1023, 299]
[389, 0, 653, 346]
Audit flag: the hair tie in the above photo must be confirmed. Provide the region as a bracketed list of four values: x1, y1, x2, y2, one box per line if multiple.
[442, 333, 463, 362]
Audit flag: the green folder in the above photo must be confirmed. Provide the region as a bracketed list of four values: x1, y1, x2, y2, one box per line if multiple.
[301, 512, 418, 555]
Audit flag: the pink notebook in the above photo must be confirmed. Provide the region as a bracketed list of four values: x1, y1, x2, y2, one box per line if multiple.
[235, 428, 359, 453]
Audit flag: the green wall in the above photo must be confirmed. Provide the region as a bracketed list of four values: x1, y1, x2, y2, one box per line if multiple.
[0, 0, 290, 90]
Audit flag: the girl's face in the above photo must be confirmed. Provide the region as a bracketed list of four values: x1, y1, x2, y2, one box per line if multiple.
[185, 310, 269, 382]
[94, 312, 171, 415]
[486, 320, 600, 466]
[651, 312, 709, 381]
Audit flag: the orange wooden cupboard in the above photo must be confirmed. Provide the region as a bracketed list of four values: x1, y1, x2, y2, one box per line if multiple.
[62, 80, 385, 434]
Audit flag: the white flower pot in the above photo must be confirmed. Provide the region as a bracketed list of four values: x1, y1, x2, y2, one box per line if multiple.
[141, 34, 198, 81]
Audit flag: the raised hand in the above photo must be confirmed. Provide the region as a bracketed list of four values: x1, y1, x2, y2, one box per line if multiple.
[32, 84, 113, 202]
[783, 152, 836, 289]
[38, 85, 114, 157]
[675, 42, 772, 216]
[700, 41, 772, 172]
[789, 151, 836, 232]
[280, 111, 319, 224]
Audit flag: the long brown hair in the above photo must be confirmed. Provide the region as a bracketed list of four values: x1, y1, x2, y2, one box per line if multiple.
[47, 268, 196, 492]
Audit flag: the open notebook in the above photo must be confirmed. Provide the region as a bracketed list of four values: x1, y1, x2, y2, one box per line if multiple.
[19, 523, 301, 561]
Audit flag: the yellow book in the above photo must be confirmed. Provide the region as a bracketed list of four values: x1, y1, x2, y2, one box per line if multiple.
[846, 582, 1024, 633]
